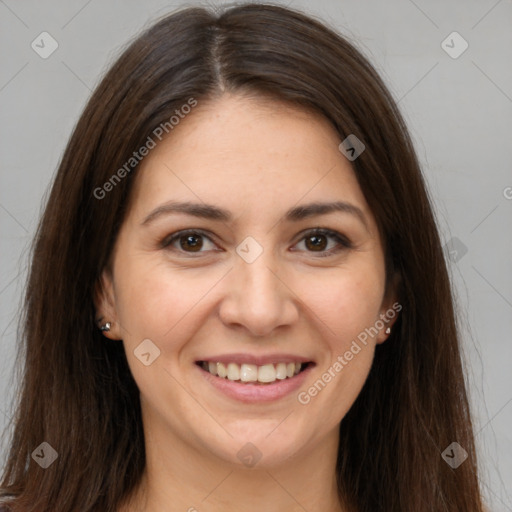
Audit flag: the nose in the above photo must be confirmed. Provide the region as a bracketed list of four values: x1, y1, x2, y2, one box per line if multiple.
[218, 246, 300, 337]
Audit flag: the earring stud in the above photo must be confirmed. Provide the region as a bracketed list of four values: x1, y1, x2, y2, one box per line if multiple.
[100, 322, 111, 332]
[385, 327, 391, 335]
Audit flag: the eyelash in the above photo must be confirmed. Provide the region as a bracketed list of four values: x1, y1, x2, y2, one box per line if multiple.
[161, 228, 352, 258]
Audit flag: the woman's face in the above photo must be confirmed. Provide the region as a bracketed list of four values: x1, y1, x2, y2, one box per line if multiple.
[98, 94, 397, 468]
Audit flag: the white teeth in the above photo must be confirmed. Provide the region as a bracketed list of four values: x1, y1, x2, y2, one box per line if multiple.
[240, 364, 258, 382]
[275, 363, 287, 380]
[217, 362, 227, 378]
[258, 364, 276, 383]
[201, 361, 306, 383]
[227, 363, 240, 381]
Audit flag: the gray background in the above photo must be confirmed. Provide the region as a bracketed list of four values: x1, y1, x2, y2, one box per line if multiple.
[1, 0, 511, 509]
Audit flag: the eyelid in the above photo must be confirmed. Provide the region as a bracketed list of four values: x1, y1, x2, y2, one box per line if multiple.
[291, 227, 353, 257]
[293, 227, 352, 246]
[161, 227, 352, 257]
[160, 228, 218, 251]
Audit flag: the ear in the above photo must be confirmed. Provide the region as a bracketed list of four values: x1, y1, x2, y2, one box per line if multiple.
[94, 268, 123, 340]
[375, 271, 402, 345]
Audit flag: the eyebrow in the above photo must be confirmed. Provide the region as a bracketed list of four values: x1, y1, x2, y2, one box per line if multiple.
[141, 200, 368, 230]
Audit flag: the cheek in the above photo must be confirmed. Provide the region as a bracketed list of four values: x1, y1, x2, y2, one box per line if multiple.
[294, 273, 381, 426]
[299, 264, 385, 345]
[336, 278, 383, 338]
[114, 256, 228, 343]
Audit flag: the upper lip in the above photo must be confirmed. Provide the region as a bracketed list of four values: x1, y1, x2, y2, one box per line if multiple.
[196, 353, 314, 366]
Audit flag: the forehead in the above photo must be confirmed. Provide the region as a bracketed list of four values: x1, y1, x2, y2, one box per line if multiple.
[127, 94, 374, 229]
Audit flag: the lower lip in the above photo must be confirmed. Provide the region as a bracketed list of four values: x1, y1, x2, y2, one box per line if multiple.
[195, 363, 314, 403]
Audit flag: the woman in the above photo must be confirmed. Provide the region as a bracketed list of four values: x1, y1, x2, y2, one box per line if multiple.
[0, 3, 486, 511]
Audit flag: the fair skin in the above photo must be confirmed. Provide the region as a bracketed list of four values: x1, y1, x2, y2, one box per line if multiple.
[96, 94, 397, 512]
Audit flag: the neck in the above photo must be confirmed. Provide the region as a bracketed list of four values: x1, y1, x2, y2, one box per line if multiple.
[119, 413, 346, 512]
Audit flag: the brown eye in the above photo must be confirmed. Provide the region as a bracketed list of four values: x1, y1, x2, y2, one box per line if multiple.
[162, 230, 217, 255]
[178, 233, 203, 252]
[294, 228, 352, 257]
[304, 233, 328, 252]
[162, 228, 351, 258]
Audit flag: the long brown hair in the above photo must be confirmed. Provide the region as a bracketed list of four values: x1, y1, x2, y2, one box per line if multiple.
[0, 3, 485, 511]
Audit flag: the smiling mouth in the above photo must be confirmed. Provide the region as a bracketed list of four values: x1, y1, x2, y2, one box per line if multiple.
[196, 361, 312, 385]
